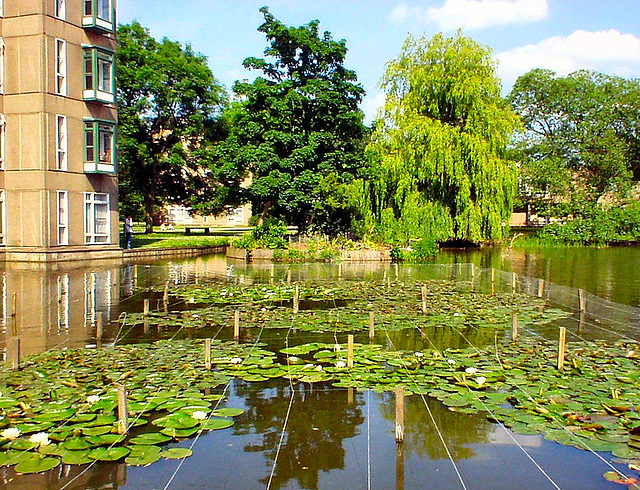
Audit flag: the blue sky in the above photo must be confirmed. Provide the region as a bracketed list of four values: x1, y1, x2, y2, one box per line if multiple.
[118, 0, 640, 122]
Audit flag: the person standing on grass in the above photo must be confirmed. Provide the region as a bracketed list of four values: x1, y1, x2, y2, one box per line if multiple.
[124, 216, 134, 249]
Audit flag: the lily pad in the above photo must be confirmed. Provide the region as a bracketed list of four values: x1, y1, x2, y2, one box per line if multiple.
[201, 418, 234, 430]
[211, 408, 245, 418]
[88, 446, 130, 461]
[129, 432, 172, 445]
[14, 454, 60, 474]
[161, 447, 193, 459]
[126, 445, 162, 466]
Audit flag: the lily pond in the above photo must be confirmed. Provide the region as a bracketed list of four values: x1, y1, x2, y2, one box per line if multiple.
[1, 247, 640, 489]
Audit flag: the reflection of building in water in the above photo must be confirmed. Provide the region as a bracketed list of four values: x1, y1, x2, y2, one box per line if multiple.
[0, 262, 120, 359]
[84, 270, 113, 328]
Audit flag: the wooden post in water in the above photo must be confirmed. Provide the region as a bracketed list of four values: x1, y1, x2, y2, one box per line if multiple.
[491, 268, 496, 295]
[117, 384, 128, 434]
[11, 338, 20, 371]
[204, 339, 211, 370]
[234, 310, 240, 340]
[369, 312, 375, 340]
[286, 270, 291, 285]
[512, 313, 519, 342]
[579, 311, 586, 333]
[163, 282, 169, 313]
[395, 385, 405, 443]
[470, 263, 476, 290]
[578, 289, 586, 313]
[347, 387, 354, 405]
[396, 438, 405, 490]
[557, 327, 567, 370]
[511, 272, 517, 294]
[143, 299, 150, 316]
[394, 263, 399, 280]
[293, 285, 299, 314]
[421, 284, 427, 314]
[338, 263, 343, 280]
[347, 334, 354, 369]
[538, 279, 545, 299]
[270, 264, 274, 285]
[96, 312, 104, 347]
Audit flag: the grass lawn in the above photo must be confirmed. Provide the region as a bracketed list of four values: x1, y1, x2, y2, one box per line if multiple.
[121, 224, 247, 249]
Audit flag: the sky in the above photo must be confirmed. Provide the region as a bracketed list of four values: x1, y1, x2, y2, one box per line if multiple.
[118, 0, 640, 122]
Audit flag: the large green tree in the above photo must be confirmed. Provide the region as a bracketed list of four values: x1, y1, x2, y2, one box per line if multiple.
[117, 22, 229, 232]
[364, 32, 518, 244]
[508, 69, 640, 217]
[219, 7, 367, 235]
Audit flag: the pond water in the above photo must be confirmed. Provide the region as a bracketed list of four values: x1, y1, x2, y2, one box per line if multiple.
[0, 246, 639, 489]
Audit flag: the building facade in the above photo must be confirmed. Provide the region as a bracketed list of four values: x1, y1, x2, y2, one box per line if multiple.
[0, 0, 119, 261]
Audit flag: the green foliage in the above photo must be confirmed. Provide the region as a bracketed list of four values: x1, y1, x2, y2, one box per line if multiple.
[117, 22, 230, 232]
[218, 8, 367, 235]
[508, 69, 640, 216]
[251, 220, 288, 249]
[537, 201, 640, 245]
[362, 32, 517, 245]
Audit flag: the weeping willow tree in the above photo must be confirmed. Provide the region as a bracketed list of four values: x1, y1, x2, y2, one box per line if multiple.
[362, 32, 519, 244]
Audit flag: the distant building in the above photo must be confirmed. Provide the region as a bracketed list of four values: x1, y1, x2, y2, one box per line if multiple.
[1, 0, 119, 261]
[165, 203, 252, 228]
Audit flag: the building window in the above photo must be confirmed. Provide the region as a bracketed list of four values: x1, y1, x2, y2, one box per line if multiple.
[83, 47, 115, 104]
[84, 120, 115, 173]
[57, 191, 68, 245]
[56, 115, 67, 170]
[55, 0, 66, 20]
[55, 39, 67, 96]
[0, 190, 5, 246]
[83, 0, 114, 32]
[0, 115, 5, 170]
[84, 192, 110, 244]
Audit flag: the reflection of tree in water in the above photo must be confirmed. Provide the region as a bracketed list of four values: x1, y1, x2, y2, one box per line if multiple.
[384, 324, 499, 352]
[378, 392, 491, 460]
[233, 380, 364, 490]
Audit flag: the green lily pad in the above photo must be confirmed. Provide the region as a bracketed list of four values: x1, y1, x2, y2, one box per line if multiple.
[62, 437, 93, 451]
[211, 408, 245, 418]
[129, 432, 172, 445]
[33, 408, 76, 422]
[82, 426, 112, 436]
[161, 447, 193, 459]
[152, 412, 199, 430]
[126, 445, 162, 466]
[88, 446, 130, 461]
[59, 448, 92, 465]
[14, 454, 60, 474]
[201, 418, 234, 430]
[86, 434, 126, 446]
[160, 426, 201, 438]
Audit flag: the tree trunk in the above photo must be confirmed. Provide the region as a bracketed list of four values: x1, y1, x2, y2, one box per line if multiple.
[144, 197, 154, 234]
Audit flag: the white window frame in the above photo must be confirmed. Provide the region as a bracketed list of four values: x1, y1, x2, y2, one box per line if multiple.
[57, 190, 68, 245]
[55, 39, 67, 96]
[56, 115, 67, 170]
[55, 0, 66, 20]
[0, 190, 5, 246]
[0, 114, 5, 170]
[57, 274, 70, 333]
[84, 192, 110, 244]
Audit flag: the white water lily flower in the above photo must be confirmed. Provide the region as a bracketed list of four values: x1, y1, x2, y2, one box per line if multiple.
[230, 357, 243, 364]
[86, 395, 101, 404]
[415, 352, 424, 358]
[335, 361, 346, 369]
[1, 428, 20, 440]
[333, 344, 342, 352]
[29, 432, 51, 447]
[447, 359, 456, 365]
[315, 365, 323, 372]
[261, 307, 267, 312]
[189, 298, 196, 303]
[192, 411, 208, 420]
[228, 292, 234, 297]
[465, 367, 478, 375]
[453, 312, 460, 317]
[476, 376, 487, 386]
[192, 314, 199, 318]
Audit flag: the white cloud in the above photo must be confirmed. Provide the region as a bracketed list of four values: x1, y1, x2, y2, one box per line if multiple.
[497, 29, 640, 90]
[390, 0, 548, 30]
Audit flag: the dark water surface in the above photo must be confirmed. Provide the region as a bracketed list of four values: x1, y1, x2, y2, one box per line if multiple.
[0, 246, 638, 489]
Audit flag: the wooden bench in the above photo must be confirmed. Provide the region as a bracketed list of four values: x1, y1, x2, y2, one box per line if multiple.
[185, 227, 211, 235]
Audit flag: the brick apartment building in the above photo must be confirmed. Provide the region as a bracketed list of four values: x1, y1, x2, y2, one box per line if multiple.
[0, 0, 120, 261]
